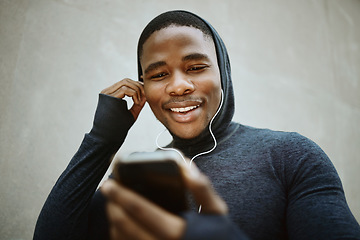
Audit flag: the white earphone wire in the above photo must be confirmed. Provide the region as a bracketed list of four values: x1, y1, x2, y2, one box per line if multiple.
[155, 90, 224, 214]
[156, 89, 224, 165]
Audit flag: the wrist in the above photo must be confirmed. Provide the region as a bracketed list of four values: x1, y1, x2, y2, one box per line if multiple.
[90, 94, 135, 143]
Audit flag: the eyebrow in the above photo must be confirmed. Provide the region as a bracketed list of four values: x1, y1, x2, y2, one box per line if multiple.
[144, 61, 166, 75]
[143, 53, 210, 75]
[182, 53, 210, 62]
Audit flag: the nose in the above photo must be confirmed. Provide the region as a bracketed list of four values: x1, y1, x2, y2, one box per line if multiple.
[165, 71, 195, 96]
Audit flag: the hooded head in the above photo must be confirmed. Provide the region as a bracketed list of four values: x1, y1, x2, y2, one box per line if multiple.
[137, 10, 234, 155]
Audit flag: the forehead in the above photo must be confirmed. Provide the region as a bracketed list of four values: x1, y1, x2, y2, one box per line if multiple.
[140, 26, 216, 64]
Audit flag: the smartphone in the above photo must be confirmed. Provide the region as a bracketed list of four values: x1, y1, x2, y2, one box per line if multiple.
[112, 150, 189, 214]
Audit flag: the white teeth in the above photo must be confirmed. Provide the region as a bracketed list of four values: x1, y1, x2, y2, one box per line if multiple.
[170, 105, 199, 113]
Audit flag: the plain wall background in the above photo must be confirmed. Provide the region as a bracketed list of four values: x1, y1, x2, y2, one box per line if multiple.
[1, 0, 359, 239]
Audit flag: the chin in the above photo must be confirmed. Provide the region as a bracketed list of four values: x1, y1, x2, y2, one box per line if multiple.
[171, 128, 203, 140]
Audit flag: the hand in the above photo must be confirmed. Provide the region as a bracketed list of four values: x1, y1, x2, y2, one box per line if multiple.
[179, 163, 228, 215]
[101, 78, 146, 120]
[101, 163, 228, 240]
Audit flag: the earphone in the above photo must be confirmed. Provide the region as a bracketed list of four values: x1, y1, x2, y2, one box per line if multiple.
[156, 89, 224, 165]
[155, 89, 224, 213]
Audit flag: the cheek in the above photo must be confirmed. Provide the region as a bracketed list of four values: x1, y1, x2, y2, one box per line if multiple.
[144, 83, 156, 101]
[204, 78, 222, 115]
[144, 84, 163, 112]
[201, 74, 222, 102]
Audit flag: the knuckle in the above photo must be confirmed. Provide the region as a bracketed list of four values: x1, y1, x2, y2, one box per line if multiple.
[123, 78, 132, 83]
[118, 85, 127, 92]
[124, 200, 143, 215]
[107, 205, 127, 226]
[112, 212, 127, 226]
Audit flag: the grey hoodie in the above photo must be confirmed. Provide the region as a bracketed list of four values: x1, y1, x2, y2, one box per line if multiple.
[34, 10, 360, 240]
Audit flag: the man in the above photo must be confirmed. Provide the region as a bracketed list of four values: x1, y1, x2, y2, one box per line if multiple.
[34, 10, 360, 240]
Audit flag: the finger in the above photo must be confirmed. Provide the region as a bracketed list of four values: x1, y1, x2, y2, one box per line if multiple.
[115, 80, 144, 106]
[107, 202, 156, 240]
[180, 163, 228, 215]
[101, 180, 185, 239]
[111, 86, 141, 105]
[101, 78, 144, 103]
[101, 79, 129, 95]
[130, 94, 147, 120]
[112, 80, 142, 103]
[101, 78, 135, 95]
[137, 80, 145, 99]
[123, 80, 144, 104]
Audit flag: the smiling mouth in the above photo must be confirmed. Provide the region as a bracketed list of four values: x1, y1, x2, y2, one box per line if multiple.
[170, 105, 200, 113]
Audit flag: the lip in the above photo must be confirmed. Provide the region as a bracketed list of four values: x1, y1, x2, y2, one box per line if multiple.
[164, 100, 203, 123]
[170, 105, 200, 113]
[164, 100, 203, 109]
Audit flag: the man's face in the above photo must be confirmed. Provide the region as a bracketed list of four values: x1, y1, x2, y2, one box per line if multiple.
[140, 26, 222, 139]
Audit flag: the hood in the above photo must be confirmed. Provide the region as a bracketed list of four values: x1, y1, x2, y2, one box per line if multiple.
[137, 10, 235, 157]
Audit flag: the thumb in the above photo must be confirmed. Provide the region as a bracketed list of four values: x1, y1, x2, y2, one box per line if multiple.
[130, 96, 146, 121]
[180, 163, 228, 215]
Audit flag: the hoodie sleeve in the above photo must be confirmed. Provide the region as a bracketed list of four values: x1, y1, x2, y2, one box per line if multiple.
[283, 133, 360, 239]
[33, 94, 134, 240]
[181, 212, 250, 240]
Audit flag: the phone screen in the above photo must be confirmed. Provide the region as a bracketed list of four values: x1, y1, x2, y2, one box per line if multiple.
[114, 154, 188, 214]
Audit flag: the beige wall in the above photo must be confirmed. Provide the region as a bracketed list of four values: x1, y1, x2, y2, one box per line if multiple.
[1, 0, 359, 239]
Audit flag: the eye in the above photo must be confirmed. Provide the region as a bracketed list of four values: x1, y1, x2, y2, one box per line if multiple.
[150, 72, 168, 80]
[187, 65, 208, 72]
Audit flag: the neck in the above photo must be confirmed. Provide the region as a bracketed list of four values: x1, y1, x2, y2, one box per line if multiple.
[169, 119, 234, 158]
